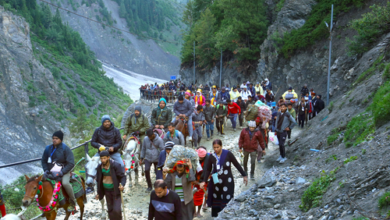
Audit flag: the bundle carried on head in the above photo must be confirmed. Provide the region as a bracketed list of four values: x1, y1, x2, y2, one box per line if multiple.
[164, 145, 199, 174]
[257, 105, 272, 129]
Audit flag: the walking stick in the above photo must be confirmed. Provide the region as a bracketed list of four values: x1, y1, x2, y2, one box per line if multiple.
[119, 183, 127, 220]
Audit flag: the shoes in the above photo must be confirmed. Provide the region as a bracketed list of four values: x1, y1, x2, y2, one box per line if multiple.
[86, 187, 94, 194]
[67, 200, 76, 212]
[221, 133, 225, 136]
[276, 156, 283, 162]
[250, 174, 255, 180]
[233, 128, 237, 131]
[279, 158, 287, 164]
[147, 187, 152, 192]
[188, 136, 193, 141]
[207, 137, 210, 141]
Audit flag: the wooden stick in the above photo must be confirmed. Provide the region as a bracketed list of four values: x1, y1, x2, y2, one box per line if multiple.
[119, 183, 126, 220]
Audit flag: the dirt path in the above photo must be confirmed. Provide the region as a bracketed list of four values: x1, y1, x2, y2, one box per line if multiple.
[56, 123, 302, 220]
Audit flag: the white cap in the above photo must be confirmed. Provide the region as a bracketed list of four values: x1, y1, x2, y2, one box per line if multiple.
[265, 78, 269, 81]
[248, 121, 256, 127]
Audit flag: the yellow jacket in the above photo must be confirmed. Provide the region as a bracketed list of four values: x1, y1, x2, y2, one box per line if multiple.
[282, 90, 298, 100]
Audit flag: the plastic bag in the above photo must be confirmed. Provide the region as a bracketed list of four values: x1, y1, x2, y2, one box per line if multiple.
[269, 132, 279, 145]
[165, 145, 199, 174]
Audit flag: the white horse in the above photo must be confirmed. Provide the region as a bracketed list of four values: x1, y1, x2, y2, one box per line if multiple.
[84, 154, 106, 220]
[2, 206, 27, 220]
[122, 135, 142, 187]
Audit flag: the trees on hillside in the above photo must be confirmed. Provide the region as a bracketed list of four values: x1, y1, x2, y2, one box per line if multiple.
[181, 0, 269, 68]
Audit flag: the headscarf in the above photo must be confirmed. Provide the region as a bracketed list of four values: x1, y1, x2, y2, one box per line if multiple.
[159, 98, 167, 109]
[197, 148, 207, 158]
[169, 160, 189, 174]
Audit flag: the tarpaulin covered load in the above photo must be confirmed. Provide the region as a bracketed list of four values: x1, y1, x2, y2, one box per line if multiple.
[165, 145, 199, 174]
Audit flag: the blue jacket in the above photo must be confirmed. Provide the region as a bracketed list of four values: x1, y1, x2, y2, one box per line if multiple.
[156, 150, 168, 179]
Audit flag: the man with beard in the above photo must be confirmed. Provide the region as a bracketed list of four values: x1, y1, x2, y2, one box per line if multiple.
[95, 151, 126, 220]
[123, 106, 150, 146]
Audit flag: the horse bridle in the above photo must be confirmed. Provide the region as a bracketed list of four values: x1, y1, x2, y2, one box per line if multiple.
[84, 165, 96, 180]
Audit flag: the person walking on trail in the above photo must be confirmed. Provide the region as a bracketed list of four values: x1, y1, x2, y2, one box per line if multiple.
[196, 146, 211, 211]
[262, 78, 272, 92]
[255, 116, 269, 153]
[199, 139, 248, 217]
[151, 98, 173, 131]
[298, 96, 309, 128]
[215, 102, 227, 136]
[254, 91, 266, 103]
[301, 84, 309, 97]
[148, 180, 182, 220]
[312, 95, 325, 118]
[210, 85, 219, 107]
[255, 82, 264, 97]
[173, 95, 194, 142]
[0, 190, 5, 217]
[248, 83, 256, 98]
[195, 89, 206, 107]
[227, 99, 241, 131]
[229, 86, 240, 102]
[92, 115, 124, 172]
[277, 96, 285, 108]
[247, 95, 255, 106]
[239, 121, 266, 179]
[193, 148, 209, 217]
[218, 87, 230, 103]
[165, 160, 196, 220]
[275, 104, 297, 164]
[141, 129, 165, 191]
[41, 131, 76, 212]
[204, 100, 215, 141]
[282, 87, 298, 101]
[236, 97, 247, 128]
[192, 105, 205, 148]
[156, 141, 175, 180]
[123, 106, 150, 146]
[163, 123, 185, 146]
[240, 86, 251, 102]
[95, 151, 126, 220]
[287, 103, 296, 139]
[265, 89, 275, 106]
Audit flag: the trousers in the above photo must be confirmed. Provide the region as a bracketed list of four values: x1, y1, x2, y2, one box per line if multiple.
[229, 113, 238, 129]
[105, 190, 122, 220]
[193, 126, 202, 148]
[298, 114, 305, 128]
[144, 160, 157, 188]
[205, 121, 214, 138]
[215, 118, 224, 134]
[62, 173, 76, 204]
[276, 131, 287, 158]
[243, 151, 256, 175]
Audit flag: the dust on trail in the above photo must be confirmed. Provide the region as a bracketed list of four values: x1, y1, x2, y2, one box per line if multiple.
[56, 124, 302, 220]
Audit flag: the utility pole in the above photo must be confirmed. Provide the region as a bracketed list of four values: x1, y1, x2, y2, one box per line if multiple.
[325, 4, 333, 106]
[220, 49, 222, 88]
[193, 41, 195, 84]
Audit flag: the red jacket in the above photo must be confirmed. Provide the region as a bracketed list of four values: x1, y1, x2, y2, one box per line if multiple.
[227, 102, 241, 115]
[239, 128, 265, 152]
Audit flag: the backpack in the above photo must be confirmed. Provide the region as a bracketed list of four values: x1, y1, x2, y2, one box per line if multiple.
[216, 104, 226, 110]
[245, 105, 258, 121]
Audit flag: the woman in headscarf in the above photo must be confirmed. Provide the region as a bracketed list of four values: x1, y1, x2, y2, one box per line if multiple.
[199, 139, 247, 217]
[195, 89, 206, 107]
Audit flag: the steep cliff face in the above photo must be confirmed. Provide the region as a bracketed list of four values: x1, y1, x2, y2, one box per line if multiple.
[53, 0, 184, 79]
[0, 7, 67, 182]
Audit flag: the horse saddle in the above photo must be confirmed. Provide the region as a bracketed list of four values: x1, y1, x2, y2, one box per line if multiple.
[45, 174, 85, 206]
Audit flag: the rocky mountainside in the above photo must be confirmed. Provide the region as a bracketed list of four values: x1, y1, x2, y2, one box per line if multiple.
[0, 2, 131, 185]
[52, 0, 186, 79]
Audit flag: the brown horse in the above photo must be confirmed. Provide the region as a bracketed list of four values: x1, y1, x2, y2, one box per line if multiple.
[175, 117, 190, 147]
[22, 175, 86, 220]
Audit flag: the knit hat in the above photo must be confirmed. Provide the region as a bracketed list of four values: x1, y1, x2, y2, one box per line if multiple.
[165, 141, 175, 150]
[134, 106, 142, 114]
[101, 115, 112, 124]
[197, 148, 207, 158]
[222, 87, 226, 90]
[99, 150, 110, 157]
[248, 121, 256, 127]
[159, 98, 167, 105]
[52, 130, 64, 141]
[288, 87, 292, 90]
[265, 78, 269, 81]
[240, 85, 247, 89]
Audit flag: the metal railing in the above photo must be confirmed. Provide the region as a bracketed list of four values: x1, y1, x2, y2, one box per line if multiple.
[0, 128, 124, 169]
[139, 89, 212, 103]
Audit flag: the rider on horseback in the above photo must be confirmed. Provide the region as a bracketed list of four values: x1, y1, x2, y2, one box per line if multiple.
[91, 115, 124, 172]
[163, 123, 185, 145]
[123, 106, 150, 145]
[41, 131, 76, 212]
[173, 95, 194, 142]
[151, 98, 172, 131]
